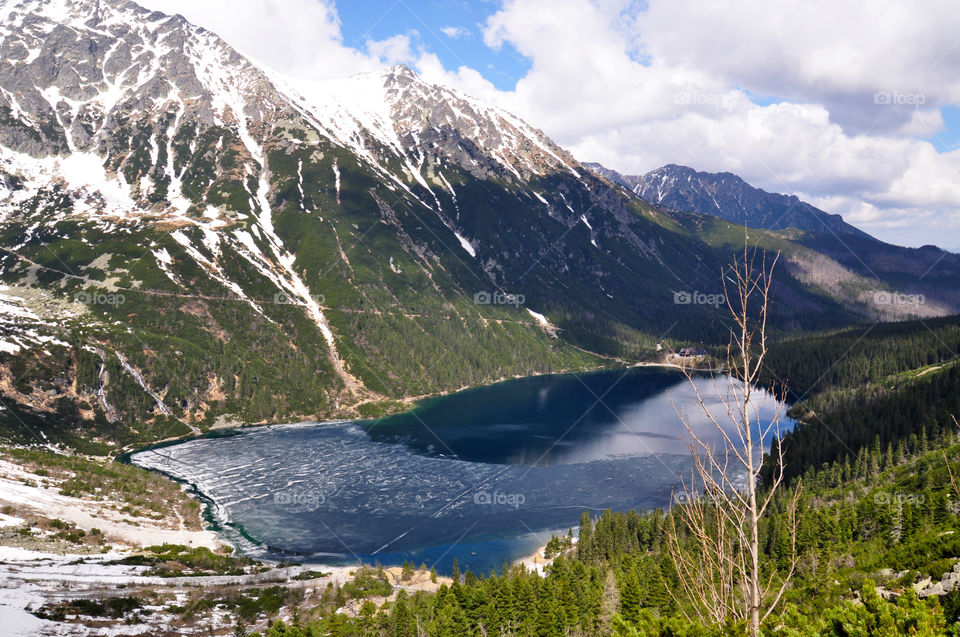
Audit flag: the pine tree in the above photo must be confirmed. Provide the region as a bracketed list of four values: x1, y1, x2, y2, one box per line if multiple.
[392, 590, 417, 637]
[598, 570, 619, 635]
[618, 568, 642, 625]
[867, 451, 879, 480]
[535, 578, 561, 636]
[895, 441, 907, 464]
[578, 511, 594, 563]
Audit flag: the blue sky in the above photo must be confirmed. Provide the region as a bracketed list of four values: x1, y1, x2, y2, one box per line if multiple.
[336, 0, 530, 91]
[929, 105, 960, 153]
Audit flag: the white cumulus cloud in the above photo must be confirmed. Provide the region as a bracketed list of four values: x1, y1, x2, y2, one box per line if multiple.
[440, 26, 470, 39]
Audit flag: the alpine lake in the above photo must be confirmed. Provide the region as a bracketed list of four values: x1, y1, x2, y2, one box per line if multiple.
[131, 367, 791, 575]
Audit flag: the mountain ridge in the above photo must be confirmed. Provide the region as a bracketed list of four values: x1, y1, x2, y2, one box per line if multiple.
[587, 160, 960, 316]
[0, 0, 706, 446]
[584, 161, 869, 238]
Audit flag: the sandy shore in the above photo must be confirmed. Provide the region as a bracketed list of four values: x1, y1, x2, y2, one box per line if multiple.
[514, 544, 552, 575]
[0, 544, 363, 636]
[513, 536, 578, 575]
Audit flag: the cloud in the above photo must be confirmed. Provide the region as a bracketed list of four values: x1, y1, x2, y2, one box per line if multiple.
[139, 0, 960, 249]
[365, 32, 420, 66]
[440, 26, 470, 39]
[146, 0, 406, 79]
[634, 0, 960, 135]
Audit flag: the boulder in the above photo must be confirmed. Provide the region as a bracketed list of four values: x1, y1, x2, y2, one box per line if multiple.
[919, 582, 944, 598]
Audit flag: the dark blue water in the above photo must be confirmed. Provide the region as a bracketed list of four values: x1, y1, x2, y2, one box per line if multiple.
[131, 367, 790, 575]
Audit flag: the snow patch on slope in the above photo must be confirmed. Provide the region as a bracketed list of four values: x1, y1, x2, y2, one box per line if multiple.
[526, 308, 549, 327]
[0, 148, 138, 222]
[0, 287, 72, 355]
[526, 307, 558, 338]
[116, 351, 172, 417]
[454, 232, 476, 257]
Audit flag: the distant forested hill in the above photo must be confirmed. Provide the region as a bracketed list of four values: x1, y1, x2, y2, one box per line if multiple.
[763, 315, 960, 480]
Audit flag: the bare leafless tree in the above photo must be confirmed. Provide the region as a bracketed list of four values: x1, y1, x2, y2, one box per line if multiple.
[945, 415, 960, 500]
[666, 235, 802, 636]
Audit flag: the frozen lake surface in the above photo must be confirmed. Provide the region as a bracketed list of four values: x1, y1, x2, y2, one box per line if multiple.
[131, 367, 790, 575]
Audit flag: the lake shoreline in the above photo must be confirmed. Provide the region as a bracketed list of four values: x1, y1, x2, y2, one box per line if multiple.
[513, 534, 579, 575]
[125, 364, 771, 577]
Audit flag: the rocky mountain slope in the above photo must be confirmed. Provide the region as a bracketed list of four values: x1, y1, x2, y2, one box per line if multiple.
[0, 0, 955, 450]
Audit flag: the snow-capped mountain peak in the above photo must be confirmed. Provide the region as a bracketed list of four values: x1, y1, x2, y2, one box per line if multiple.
[274, 62, 582, 192]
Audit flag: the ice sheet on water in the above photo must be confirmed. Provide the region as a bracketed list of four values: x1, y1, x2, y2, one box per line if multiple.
[131, 422, 689, 569]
